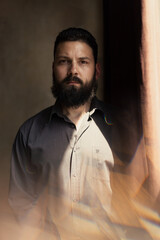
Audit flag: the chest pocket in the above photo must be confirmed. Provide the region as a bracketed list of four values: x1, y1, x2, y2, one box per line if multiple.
[92, 146, 113, 182]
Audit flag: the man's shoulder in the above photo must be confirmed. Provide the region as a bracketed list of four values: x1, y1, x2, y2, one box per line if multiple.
[93, 97, 116, 124]
[18, 105, 54, 136]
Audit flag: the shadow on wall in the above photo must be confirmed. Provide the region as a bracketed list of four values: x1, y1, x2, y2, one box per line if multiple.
[103, 1, 159, 239]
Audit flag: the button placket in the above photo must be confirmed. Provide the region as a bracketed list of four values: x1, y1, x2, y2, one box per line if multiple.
[71, 133, 81, 203]
[70, 116, 90, 204]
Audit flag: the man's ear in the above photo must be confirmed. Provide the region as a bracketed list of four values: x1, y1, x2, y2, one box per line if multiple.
[95, 63, 101, 80]
[52, 62, 55, 80]
[52, 62, 54, 71]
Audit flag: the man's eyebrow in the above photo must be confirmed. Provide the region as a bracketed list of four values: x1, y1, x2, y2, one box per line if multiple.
[56, 56, 70, 59]
[79, 57, 91, 60]
[56, 56, 91, 61]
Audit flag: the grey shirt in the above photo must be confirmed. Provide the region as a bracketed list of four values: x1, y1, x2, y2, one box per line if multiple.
[9, 97, 114, 239]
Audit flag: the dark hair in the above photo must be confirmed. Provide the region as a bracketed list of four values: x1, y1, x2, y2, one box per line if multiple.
[54, 27, 98, 63]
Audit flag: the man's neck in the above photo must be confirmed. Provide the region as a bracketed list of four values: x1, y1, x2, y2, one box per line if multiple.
[62, 100, 91, 126]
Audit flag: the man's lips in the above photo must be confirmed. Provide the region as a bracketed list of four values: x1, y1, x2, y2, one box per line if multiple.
[62, 76, 83, 85]
[66, 81, 80, 85]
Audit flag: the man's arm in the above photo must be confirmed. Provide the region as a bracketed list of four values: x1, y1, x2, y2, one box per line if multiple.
[8, 129, 47, 228]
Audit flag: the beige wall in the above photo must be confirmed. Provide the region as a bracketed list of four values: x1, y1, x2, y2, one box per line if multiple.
[0, 0, 103, 215]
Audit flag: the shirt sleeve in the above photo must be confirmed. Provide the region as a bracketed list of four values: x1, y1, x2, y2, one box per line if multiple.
[8, 129, 47, 226]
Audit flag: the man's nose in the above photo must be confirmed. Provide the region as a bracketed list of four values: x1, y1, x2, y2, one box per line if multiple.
[67, 61, 78, 76]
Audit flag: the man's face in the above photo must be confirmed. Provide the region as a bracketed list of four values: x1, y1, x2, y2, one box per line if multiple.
[52, 41, 100, 107]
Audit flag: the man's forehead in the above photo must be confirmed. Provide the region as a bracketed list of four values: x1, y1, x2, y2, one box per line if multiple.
[54, 41, 94, 60]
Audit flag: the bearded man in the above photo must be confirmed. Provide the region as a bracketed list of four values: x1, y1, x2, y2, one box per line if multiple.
[9, 28, 116, 240]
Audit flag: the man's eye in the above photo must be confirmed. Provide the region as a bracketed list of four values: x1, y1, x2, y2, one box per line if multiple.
[58, 59, 67, 64]
[80, 60, 88, 64]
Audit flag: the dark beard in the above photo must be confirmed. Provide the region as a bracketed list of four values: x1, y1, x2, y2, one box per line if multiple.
[51, 73, 97, 108]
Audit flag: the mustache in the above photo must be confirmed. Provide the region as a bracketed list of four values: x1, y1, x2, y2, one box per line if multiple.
[62, 75, 83, 85]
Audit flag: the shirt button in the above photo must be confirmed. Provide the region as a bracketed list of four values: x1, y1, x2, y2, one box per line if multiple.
[73, 174, 76, 177]
[73, 147, 76, 152]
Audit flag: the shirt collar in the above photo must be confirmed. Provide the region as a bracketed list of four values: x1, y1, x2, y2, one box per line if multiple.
[89, 97, 113, 124]
[48, 100, 63, 122]
[49, 96, 113, 124]
[89, 96, 105, 115]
